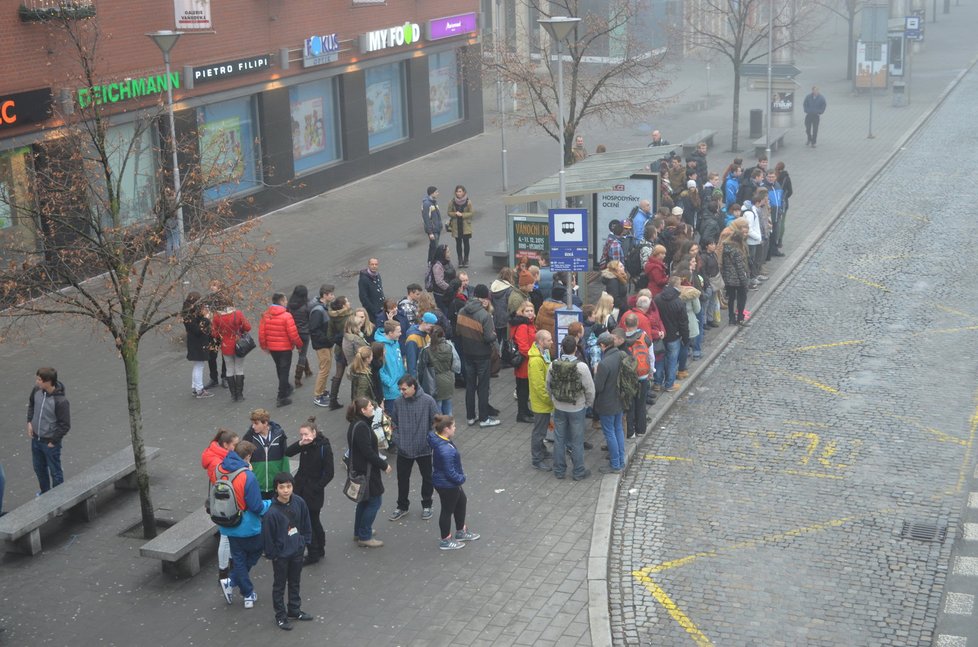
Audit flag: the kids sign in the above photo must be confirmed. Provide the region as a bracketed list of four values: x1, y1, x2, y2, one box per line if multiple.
[360, 22, 421, 53]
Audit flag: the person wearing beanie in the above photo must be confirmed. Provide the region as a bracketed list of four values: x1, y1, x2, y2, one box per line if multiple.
[422, 186, 442, 265]
[456, 284, 499, 427]
[261, 471, 313, 630]
[404, 311, 438, 378]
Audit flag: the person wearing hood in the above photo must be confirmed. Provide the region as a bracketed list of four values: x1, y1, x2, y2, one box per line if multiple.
[652, 276, 689, 393]
[422, 186, 442, 265]
[456, 284, 500, 427]
[374, 320, 405, 410]
[201, 428, 240, 590]
[358, 258, 386, 322]
[216, 440, 272, 609]
[27, 367, 71, 494]
[404, 312, 437, 378]
[243, 408, 291, 500]
[489, 267, 515, 352]
[285, 417, 334, 565]
[507, 269, 534, 318]
[428, 415, 480, 550]
[259, 293, 303, 408]
[388, 375, 438, 522]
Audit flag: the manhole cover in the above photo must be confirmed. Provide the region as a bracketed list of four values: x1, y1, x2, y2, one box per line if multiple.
[899, 521, 947, 543]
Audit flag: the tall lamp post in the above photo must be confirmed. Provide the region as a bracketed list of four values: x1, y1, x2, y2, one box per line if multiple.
[147, 30, 185, 252]
[539, 16, 580, 309]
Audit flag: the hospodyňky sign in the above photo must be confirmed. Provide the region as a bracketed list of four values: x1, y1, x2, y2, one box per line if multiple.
[0, 88, 53, 130]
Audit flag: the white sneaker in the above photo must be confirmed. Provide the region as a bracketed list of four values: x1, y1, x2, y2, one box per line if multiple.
[467, 418, 477, 426]
[479, 417, 501, 428]
[243, 592, 257, 609]
[220, 578, 233, 605]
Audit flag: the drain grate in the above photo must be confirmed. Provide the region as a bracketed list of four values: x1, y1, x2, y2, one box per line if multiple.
[900, 521, 947, 543]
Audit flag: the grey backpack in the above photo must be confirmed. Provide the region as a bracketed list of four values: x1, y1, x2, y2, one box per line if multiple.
[207, 467, 248, 528]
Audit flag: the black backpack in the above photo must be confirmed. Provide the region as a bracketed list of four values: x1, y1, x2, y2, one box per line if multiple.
[624, 239, 649, 278]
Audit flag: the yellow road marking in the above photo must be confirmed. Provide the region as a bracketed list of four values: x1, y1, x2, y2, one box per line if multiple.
[955, 388, 978, 494]
[729, 464, 845, 480]
[933, 304, 978, 321]
[631, 572, 714, 647]
[644, 454, 693, 462]
[887, 414, 967, 446]
[824, 270, 891, 292]
[783, 420, 831, 428]
[910, 324, 978, 337]
[785, 372, 844, 396]
[783, 340, 865, 353]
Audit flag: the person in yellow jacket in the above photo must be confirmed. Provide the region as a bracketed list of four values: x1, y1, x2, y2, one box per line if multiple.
[527, 329, 554, 471]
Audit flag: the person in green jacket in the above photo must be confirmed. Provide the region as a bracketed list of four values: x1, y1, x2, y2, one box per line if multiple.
[243, 408, 290, 499]
[527, 329, 554, 472]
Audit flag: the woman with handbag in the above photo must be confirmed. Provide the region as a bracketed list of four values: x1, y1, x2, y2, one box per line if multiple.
[211, 295, 253, 402]
[347, 397, 391, 548]
[447, 185, 474, 268]
[509, 301, 536, 424]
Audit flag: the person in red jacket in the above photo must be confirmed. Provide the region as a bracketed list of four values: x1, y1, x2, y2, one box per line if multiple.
[211, 296, 253, 402]
[201, 428, 240, 593]
[509, 300, 537, 424]
[259, 293, 304, 408]
[643, 244, 669, 297]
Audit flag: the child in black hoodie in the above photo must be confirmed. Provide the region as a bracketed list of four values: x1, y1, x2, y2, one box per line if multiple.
[262, 472, 313, 630]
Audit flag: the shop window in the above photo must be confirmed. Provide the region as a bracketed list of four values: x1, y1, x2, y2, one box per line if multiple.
[89, 120, 158, 227]
[197, 96, 262, 202]
[365, 62, 408, 151]
[429, 50, 464, 130]
[289, 78, 342, 175]
[0, 146, 33, 231]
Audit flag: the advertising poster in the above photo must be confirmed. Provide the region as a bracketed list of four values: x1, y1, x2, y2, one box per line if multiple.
[366, 80, 393, 136]
[509, 215, 550, 268]
[592, 176, 656, 263]
[174, 0, 211, 30]
[429, 66, 454, 117]
[290, 97, 326, 160]
[771, 91, 794, 113]
[199, 116, 245, 186]
[855, 41, 889, 89]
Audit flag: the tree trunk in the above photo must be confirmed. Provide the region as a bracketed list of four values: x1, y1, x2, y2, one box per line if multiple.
[846, 16, 855, 80]
[122, 337, 157, 539]
[730, 70, 742, 152]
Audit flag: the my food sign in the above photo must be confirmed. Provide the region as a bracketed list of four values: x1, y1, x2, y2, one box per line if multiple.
[361, 22, 421, 53]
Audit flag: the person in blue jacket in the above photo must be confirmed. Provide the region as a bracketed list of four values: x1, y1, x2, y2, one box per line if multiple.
[374, 320, 405, 410]
[428, 415, 480, 551]
[216, 440, 271, 609]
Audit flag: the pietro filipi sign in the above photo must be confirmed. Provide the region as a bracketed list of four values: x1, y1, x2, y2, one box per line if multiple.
[191, 55, 270, 84]
[360, 22, 421, 53]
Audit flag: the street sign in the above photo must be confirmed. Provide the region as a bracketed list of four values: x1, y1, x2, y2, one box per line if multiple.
[739, 63, 801, 78]
[548, 208, 589, 272]
[905, 15, 922, 41]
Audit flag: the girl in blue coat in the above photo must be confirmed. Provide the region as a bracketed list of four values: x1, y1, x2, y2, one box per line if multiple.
[427, 416, 480, 551]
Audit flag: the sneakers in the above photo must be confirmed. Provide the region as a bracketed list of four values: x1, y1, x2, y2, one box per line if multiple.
[358, 538, 384, 547]
[276, 618, 293, 631]
[532, 462, 552, 472]
[313, 394, 329, 407]
[194, 389, 215, 399]
[243, 592, 257, 609]
[467, 418, 477, 426]
[598, 466, 622, 474]
[421, 508, 433, 521]
[276, 397, 293, 407]
[288, 611, 314, 621]
[439, 538, 465, 550]
[757, 274, 769, 281]
[454, 529, 481, 542]
[220, 578, 233, 605]
[479, 417, 501, 428]
[572, 469, 592, 481]
[664, 384, 680, 392]
[388, 508, 408, 521]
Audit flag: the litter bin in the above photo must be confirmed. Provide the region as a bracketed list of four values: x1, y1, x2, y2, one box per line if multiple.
[893, 81, 907, 107]
[749, 109, 763, 139]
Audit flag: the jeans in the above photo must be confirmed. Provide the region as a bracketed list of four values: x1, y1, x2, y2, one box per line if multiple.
[355, 494, 383, 540]
[228, 533, 264, 597]
[678, 341, 689, 372]
[435, 486, 467, 539]
[553, 408, 587, 478]
[805, 112, 820, 144]
[437, 399, 453, 415]
[775, 210, 787, 248]
[748, 244, 763, 278]
[271, 554, 303, 620]
[693, 306, 706, 357]
[599, 413, 625, 470]
[662, 339, 680, 389]
[704, 285, 719, 327]
[396, 454, 433, 511]
[463, 356, 491, 421]
[191, 361, 206, 392]
[531, 413, 550, 465]
[314, 347, 333, 397]
[270, 350, 293, 400]
[32, 437, 64, 493]
[627, 380, 650, 438]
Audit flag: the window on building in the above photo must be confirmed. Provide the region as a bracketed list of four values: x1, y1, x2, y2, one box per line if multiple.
[197, 96, 262, 202]
[91, 120, 158, 227]
[429, 50, 464, 130]
[0, 146, 33, 231]
[288, 77, 342, 175]
[365, 62, 408, 151]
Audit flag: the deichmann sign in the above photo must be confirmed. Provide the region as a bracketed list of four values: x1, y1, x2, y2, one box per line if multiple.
[0, 87, 53, 130]
[192, 55, 270, 84]
[360, 22, 421, 53]
[77, 73, 180, 108]
[426, 12, 479, 41]
[304, 34, 340, 68]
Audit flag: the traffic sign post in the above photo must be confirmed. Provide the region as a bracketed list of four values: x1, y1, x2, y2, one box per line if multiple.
[548, 208, 589, 273]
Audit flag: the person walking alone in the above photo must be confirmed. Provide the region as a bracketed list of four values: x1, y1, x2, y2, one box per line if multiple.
[259, 293, 303, 408]
[422, 186, 442, 265]
[803, 86, 826, 147]
[27, 367, 70, 493]
[447, 185, 474, 268]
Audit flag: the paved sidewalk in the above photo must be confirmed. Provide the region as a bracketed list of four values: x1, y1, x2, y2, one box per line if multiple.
[0, 5, 976, 646]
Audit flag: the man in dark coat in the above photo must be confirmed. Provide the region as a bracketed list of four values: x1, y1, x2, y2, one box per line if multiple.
[27, 367, 71, 493]
[358, 257, 385, 321]
[653, 276, 689, 393]
[285, 421, 333, 564]
[803, 86, 827, 147]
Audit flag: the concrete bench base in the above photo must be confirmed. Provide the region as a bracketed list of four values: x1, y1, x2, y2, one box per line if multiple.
[753, 128, 791, 158]
[0, 445, 160, 556]
[682, 129, 718, 158]
[485, 246, 508, 269]
[140, 507, 218, 578]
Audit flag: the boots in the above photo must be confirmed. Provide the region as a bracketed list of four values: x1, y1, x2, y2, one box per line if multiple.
[227, 376, 238, 401]
[328, 376, 344, 410]
[236, 376, 246, 401]
[294, 364, 304, 389]
[304, 364, 313, 378]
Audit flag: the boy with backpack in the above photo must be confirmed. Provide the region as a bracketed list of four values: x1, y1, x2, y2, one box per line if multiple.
[262, 472, 314, 630]
[621, 313, 653, 438]
[212, 440, 271, 609]
[546, 335, 595, 481]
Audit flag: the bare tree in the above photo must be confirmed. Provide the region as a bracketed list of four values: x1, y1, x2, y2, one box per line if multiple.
[483, 0, 670, 166]
[0, 13, 272, 538]
[817, 0, 862, 80]
[684, 0, 821, 151]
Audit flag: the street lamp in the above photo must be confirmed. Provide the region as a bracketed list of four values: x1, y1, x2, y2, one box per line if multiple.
[147, 30, 185, 254]
[538, 16, 581, 211]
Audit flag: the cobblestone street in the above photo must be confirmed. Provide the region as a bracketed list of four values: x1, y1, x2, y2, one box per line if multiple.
[609, 56, 978, 647]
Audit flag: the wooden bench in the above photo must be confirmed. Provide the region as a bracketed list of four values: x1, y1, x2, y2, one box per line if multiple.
[681, 129, 718, 159]
[753, 128, 791, 158]
[140, 506, 218, 577]
[0, 445, 161, 555]
[485, 242, 509, 269]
